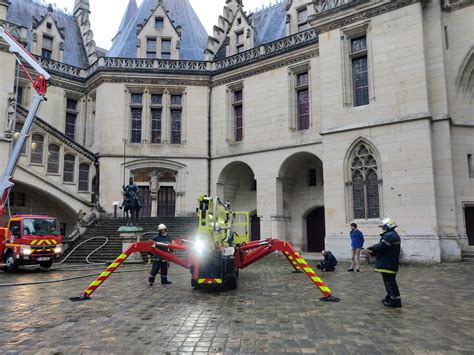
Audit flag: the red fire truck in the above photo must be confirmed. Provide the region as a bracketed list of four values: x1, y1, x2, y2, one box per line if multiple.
[0, 27, 60, 271]
[0, 215, 63, 271]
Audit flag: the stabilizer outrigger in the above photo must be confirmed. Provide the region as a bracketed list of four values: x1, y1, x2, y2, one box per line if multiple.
[71, 237, 340, 303]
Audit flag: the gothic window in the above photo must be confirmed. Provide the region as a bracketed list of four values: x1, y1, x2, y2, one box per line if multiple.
[146, 38, 157, 59]
[170, 95, 182, 144]
[297, 6, 308, 32]
[130, 93, 143, 143]
[161, 39, 172, 59]
[66, 98, 78, 141]
[47, 144, 60, 174]
[351, 36, 369, 107]
[42, 35, 53, 60]
[350, 143, 380, 219]
[233, 90, 243, 141]
[296, 72, 310, 130]
[78, 164, 90, 191]
[63, 154, 75, 183]
[150, 94, 163, 144]
[30, 134, 44, 164]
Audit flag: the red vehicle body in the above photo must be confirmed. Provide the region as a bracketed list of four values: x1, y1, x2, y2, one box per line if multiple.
[0, 215, 63, 272]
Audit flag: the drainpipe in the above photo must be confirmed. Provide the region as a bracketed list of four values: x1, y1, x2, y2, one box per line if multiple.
[82, 93, 88, 147]
[207, 85, 212, 196]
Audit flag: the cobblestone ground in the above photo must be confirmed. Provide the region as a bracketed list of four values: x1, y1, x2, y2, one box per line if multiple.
[0, 257, 473, 354]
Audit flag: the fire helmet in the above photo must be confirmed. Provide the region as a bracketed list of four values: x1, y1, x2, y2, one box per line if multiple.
[158, 223, 167, 231]
[379, 217, 397, 230]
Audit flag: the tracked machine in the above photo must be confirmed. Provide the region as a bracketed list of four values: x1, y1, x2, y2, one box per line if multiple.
[74, 196, 339, 302]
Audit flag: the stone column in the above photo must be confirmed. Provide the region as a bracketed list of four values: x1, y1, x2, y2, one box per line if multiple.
[149, 170, 158, 217]
[0, 0, 10, 21]
[257, 176, 284, 240]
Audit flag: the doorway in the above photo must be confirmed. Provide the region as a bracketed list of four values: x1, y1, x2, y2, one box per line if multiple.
[138, 186, 151, 217]
[306, 207, 325, 252]
[158, 187, 176, 217]
[466, 207, 474, 246]
[251, 215, 261, 241]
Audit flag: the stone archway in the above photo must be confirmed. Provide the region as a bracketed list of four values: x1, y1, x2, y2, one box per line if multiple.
[278, 152, 324, 250]
[217, 161, 258, 239]
[5, 181, 77, 236]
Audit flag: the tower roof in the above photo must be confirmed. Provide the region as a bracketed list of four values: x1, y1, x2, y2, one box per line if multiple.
[108, 0, 208, 60]
[114, 0, 138, 41]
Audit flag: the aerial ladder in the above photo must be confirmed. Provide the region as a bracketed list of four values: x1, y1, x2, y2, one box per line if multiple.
[73, 196, 340, 302]
[0, 26, 51, 213]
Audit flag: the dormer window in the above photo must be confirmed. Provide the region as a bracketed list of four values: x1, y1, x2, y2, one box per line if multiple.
[147, 38, 157, 59]
[155, 17, 164, 29]
[42, 35, 53, 60]
[46, 22, 52, 30]
[237, 18, 242, 25]
[161, 38, 172, 59]
[297, 6, 308, 32]
[236, 30, 244, 53]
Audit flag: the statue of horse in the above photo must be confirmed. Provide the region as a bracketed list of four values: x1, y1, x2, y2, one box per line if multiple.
[123, 189, 141, 226]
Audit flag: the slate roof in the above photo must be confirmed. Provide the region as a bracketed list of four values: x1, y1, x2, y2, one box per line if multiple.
[253, 1, 287, 47]
[6, 0, 89, 68]
[108, 0, 208, 60]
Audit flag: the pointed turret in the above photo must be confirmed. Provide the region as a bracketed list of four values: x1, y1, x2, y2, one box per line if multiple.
[73, 0, 98, 64]
[113, 0, 138, 43]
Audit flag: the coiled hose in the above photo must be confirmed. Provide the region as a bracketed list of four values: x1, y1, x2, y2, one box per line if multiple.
[56, 236, 110, 266]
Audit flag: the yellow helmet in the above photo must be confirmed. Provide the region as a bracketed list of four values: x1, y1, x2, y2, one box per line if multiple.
[379, 217, 397, 230]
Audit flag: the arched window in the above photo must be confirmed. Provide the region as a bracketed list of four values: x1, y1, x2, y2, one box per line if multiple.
[350, 143, 380, 219]
[30, 134, 44, 164]
[78, 164, 90, 191]
[47, 144, 60, 174]
[64, 154, 75, 183]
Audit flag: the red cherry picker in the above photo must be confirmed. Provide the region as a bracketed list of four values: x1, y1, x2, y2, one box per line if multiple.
[73, 196, 340, 302]
[0, 27, 63, 271]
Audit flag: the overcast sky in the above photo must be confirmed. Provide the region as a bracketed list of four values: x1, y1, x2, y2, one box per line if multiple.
[49, 0, 275, 49]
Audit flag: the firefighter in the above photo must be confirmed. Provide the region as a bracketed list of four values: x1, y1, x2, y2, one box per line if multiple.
[316, 250, 337, 272]
[148, 223, 173, 286]
[367, 217, 402, 308]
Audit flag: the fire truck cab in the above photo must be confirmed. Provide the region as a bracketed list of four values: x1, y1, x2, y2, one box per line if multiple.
[0, 215, 63, 272]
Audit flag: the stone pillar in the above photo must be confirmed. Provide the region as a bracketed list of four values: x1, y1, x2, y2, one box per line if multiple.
[118, 226, 144, 263]
[149, 170, 158, 217]
[0, 0, 10, 21]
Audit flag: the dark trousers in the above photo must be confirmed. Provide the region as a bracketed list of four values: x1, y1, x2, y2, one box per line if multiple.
[317, 262, 335, 272]
[382, 273, 400, 299]
[149, 260, 168, 283]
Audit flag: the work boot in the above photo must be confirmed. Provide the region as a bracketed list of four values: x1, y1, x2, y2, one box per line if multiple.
[383, 298, 402, 308]
[161, 278, 172, 285]
[148, 277, 155, 286]
[381, 295, 390, 304]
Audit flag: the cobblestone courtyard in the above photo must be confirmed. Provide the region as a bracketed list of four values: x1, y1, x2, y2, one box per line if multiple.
[0, 257, 473, 354]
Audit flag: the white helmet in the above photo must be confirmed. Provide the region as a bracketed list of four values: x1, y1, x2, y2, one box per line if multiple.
[158, 223, 167, 231]
[379, 217, 397, 230]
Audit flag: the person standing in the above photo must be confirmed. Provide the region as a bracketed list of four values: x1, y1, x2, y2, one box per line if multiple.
[148, 223, 173, 286]
[367, 217, 402, 308]
[348, 223, 364, 272]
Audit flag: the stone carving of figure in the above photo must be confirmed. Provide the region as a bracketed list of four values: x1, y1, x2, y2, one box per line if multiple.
[6, 93, 16, 134]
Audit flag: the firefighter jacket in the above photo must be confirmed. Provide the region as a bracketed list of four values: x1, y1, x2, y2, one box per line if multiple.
[150, 233, 173, 261]
[324, 251, 338, 269]
[367, 229, 401, 274]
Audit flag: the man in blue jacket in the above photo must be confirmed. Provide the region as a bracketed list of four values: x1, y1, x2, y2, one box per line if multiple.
[348, 223, 364, 272]
[367, 217, 402, 308]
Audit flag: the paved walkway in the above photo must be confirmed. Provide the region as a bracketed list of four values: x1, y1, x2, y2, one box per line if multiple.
[0, 257, 473, 354]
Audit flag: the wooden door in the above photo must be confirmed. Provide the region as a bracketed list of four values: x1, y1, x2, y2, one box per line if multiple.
[251, 215, 261, 241]
[158, 187, 176, 217]
[307, 207, 325, 252]
[138, 186, 151, 217]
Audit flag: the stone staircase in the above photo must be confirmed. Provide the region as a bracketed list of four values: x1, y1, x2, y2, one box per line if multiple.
[60, 217, 197, 264]
[461, 246, 474, 262]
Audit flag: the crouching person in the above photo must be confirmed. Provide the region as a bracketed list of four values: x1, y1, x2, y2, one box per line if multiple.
[367, 217, 402, 308]
[148, 223, 173, 286]
[316, 250, 337, 272]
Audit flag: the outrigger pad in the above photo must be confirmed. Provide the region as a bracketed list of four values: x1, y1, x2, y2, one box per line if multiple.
[69, 296, 91, 302]
[320, 295, 341, 303]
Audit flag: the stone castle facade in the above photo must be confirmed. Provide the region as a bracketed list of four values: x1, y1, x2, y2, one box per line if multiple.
[0, 0, 472, 262]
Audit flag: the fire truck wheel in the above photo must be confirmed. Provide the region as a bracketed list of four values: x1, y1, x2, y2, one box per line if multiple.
[4, 252, 18, 272]
[39, 259, 54, 269]
[225, 276, 237, 290]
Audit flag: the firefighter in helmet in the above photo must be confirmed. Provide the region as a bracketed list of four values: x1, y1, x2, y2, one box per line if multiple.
[148, 223, 173, 286]
[367, 217, 402, 308]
